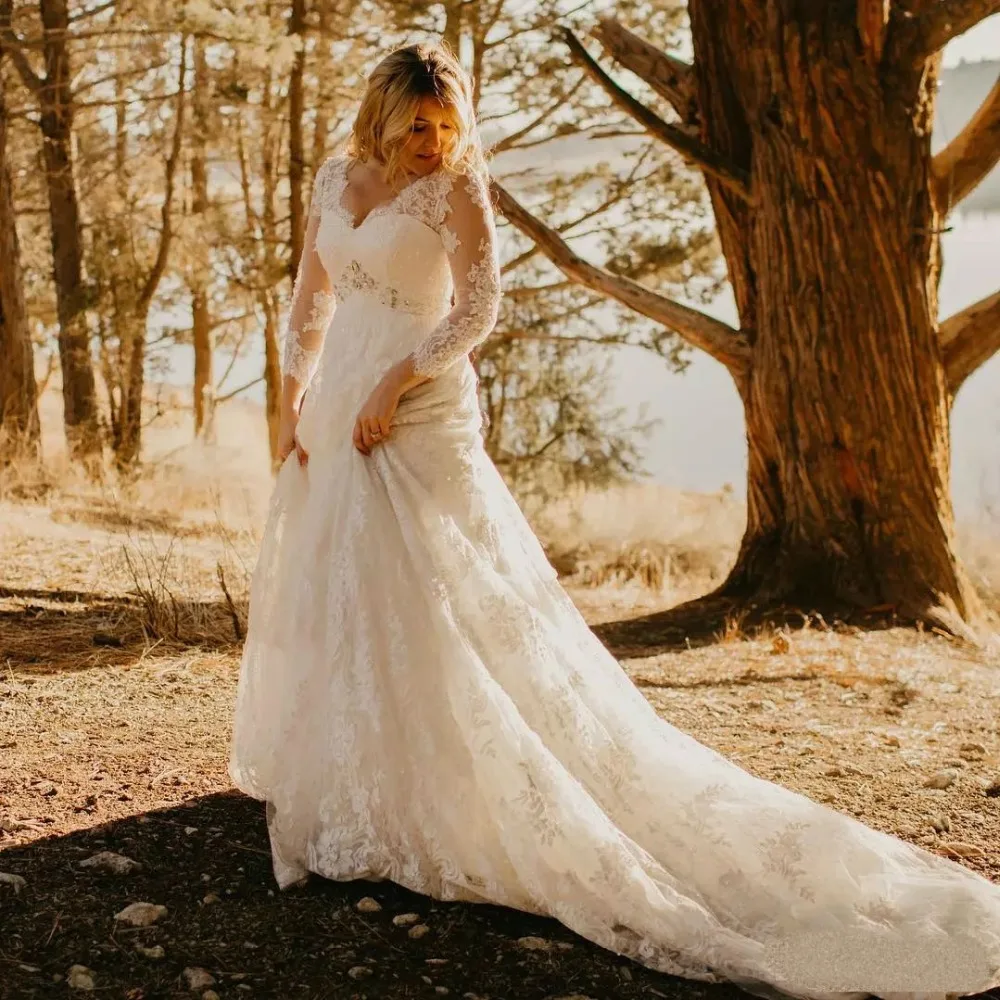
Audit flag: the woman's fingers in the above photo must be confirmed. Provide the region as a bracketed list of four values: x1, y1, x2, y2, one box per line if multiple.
[353, 419, 370, 455]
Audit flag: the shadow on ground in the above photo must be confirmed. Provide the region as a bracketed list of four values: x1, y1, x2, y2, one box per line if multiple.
[593, 593, 915, 659]
[0, 585, 243, 675]
[0, 792, 745, 1000]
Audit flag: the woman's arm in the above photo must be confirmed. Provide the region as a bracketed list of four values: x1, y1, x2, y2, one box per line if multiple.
[407, 167, 501, 378]
[278, 161, 338, 464]
[352, 167, 501, 454]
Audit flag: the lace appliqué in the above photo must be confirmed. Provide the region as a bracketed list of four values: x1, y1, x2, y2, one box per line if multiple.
[282, 289, 336, 385]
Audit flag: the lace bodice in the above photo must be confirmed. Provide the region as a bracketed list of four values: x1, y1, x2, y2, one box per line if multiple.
[281, 153, 501, 387]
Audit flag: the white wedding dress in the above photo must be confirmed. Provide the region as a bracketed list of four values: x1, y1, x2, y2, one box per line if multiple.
[229, 152, 1000, 1000]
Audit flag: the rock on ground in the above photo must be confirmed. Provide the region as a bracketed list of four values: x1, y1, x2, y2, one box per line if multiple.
[115, 902, 168, 927]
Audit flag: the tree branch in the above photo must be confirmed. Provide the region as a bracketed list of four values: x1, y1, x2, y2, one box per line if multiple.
[492, 180, 751, 379]
[139, 38, 188, 310]
[0, 1, 43, 94]
[932, 70, 1000, 212]
[590, 17, 699, 129]
[559, 27, 751, 202]
[903, 0, 1000, 64]
[940, 288, 1000, 393]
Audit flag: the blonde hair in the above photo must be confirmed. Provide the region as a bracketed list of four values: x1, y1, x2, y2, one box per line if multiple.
[348, 42, 488, 186]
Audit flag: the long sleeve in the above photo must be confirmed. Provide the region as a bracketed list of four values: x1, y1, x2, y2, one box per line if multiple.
[409, 168, 501, 378]
[282, 163, 338, 387]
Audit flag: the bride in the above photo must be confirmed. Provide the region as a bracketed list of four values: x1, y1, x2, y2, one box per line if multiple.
[229, 41, 1000, 1000]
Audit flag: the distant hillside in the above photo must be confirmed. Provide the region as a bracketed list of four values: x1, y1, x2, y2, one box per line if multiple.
[937, 60, 1000, 214]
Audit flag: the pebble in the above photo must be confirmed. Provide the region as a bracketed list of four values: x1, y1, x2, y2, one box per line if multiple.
[183, 966, 217, 990]
[134, 944, 165, 960]
[435, 989, 450, 996]
[355, 896, 382, 913]
[203, 993, 220, 1000]
[203, 892, 221, 905]
[884, 735, 901, 747]
[931, 815, 951, 833]
[517, 935, 553, 951]
[984, 778, 1000, 798]
[942, 841, 985, 858]
[79, 851, 142, 875]
[959, 742, 987, 759]
[408, 923, 431, 939]
[66, 965, 95, 991]
[425, 958, 449, 965]
[348, 966, 373, 980]
[18, 964, 41, 973]
[0, 872, 26, 895]
[923, 768, 960, 790]
[115, 902, 168, 927]
[392, 912, 420, 926]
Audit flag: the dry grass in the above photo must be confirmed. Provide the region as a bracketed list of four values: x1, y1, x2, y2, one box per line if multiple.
[1, 391, 999, 912]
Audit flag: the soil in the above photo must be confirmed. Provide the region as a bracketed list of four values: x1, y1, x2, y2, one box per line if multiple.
[2, 498, 999, 1000]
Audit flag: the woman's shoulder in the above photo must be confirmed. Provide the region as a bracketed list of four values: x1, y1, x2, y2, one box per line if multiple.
[308, 153, 351, 215]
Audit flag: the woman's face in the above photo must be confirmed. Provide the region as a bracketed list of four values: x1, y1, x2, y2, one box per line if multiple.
[399, 95, 458, 176]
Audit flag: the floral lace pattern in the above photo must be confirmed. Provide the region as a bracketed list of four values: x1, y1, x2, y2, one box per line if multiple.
[234, 150, 1000, 1000]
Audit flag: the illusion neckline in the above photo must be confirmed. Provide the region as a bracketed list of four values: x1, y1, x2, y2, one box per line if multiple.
[338, 158, 441, 231]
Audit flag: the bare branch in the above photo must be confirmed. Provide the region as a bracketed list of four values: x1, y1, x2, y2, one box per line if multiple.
[216, 375, 265, 404]
[490, 77, 585, 154]
[903, 0, 1000, 64]
[941, 288, 1000, 394]
[590, 17, 699, 129]
[139, 38, 187, 310]
[0, 1, 43, 94]
[932, 71, 1000, 212]
[492, 180, 751, 378]
[857, 0, 891, 65]
[560, 28, 751, 202]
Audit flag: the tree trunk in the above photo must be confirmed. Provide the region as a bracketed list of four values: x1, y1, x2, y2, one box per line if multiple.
[191, 37, 214, 439]
[288, 0, 307, 277]
[38, 0, 101, 463]
[688, 2, 977, 627]
[262, 290, 282, 465]
[0, 64, 40, 466]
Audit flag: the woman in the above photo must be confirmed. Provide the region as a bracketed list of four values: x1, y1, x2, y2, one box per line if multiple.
[230, 42, 1000, 1000]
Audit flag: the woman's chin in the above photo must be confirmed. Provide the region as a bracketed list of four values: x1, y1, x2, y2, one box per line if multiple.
[410, 154, 441, 174]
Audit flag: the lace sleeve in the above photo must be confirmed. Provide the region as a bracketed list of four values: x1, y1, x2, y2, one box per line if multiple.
[281, 159, 339, 387]
[409, 169, 501, 378]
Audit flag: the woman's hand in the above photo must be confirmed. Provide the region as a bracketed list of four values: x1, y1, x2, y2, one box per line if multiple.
[353, 365, 408, 456]
[277, 406, 309, 467]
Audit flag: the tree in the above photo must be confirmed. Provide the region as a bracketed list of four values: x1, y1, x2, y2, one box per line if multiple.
[495, 2, 1000, 633]
[0, 0, 102, 463]
[0, 54, 40, 466]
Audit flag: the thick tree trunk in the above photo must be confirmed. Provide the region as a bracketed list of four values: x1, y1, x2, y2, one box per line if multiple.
[688, 2, 977, 627]
[0, 65, 40, 465]
[38, 0, 101, 462]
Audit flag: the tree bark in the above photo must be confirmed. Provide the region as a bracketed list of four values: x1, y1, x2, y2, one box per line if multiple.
[190, 36, 214, 439]
[687, 1, 977, 628]
[38, 0, 101, 462]
[287, 0, 307, 277]
[0, 62, 40, 466]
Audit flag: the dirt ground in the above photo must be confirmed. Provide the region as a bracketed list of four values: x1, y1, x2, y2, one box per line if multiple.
[2, 494, 1000, 1000]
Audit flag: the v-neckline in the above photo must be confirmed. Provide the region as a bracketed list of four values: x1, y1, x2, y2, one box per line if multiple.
[339, 159, 434, 231]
